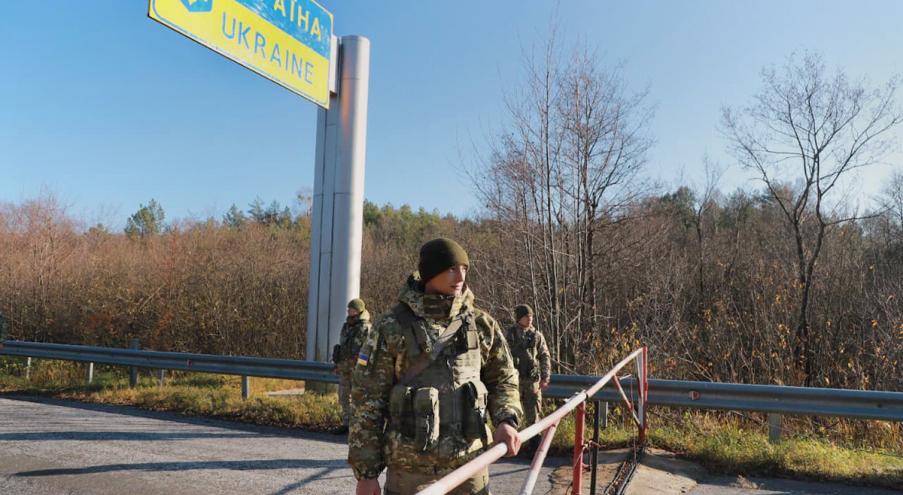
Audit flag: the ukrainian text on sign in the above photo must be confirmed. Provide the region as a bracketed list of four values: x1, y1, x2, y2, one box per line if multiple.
[149, 0, 333, 107]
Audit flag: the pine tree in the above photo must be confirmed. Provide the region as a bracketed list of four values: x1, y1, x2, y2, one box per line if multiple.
[124, 199, 165, 239]
[223, 204, 247, 228]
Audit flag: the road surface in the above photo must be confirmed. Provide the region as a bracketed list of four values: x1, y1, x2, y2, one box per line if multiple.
[0, 394, 565, 495]
[2, 394, 898, 494]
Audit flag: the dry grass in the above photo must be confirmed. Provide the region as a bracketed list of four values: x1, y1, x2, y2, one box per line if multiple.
[0, 359, 340, 431]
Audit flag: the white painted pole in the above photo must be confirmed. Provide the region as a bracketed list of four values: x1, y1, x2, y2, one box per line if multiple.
[306, 36, 370, 362]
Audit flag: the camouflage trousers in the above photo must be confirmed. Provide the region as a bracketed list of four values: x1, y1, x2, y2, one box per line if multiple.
[384, 465, 490, 495]
[519, 381, 543, 427]
[338, 371, 352, 427]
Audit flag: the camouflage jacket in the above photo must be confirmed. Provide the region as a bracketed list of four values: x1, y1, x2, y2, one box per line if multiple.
[505, 324, 551, 384]
[333, 311, 372, 375]
[348, 272, 522, 480]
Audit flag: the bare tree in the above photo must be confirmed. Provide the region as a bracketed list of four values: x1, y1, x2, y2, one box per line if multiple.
[558, 49, 654, 344]
[879, 170, 903, 230]
[722, 52, 903, 384]
[473, 39, 653, 371]
[690, 158, 723, 301]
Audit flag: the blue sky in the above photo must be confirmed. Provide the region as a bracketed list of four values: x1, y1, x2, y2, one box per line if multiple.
[2, 1, 902, 228]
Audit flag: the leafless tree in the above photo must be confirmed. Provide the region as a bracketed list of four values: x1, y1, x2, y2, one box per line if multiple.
[722, 52, 903, 384]
[473, 39, 653, 370]
[880, 170, 903, 230]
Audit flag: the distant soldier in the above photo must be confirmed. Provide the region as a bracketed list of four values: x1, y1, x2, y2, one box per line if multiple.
[332, 298, 372, 434]
[349, 238, 523, 495]
[505, 304, 551, 434]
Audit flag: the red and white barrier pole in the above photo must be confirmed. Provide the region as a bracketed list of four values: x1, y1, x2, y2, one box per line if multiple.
[519, 421, 559, 495]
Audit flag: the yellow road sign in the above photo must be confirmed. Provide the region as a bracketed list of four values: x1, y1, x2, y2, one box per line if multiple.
[149, 0, 333, 108]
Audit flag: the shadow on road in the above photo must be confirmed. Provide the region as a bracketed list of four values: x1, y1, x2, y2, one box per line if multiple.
[0, 393, 348, 444]
[15, 458, 348, 477]
[0, 431, 265, 441]
[269, 467, 354, 495]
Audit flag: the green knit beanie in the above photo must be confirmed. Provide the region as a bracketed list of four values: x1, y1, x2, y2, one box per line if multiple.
[418, 238, 470, 284]
[347, 298, 366, 312]
[514, 304, 533, 321]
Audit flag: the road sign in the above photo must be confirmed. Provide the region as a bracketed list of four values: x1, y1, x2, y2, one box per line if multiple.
[149, 0, 333, 108]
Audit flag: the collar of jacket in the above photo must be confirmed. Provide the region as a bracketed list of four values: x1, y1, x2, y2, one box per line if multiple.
[510, 323, 535, 336]
[399, 271, 474, 322]
[347, 310, 370, 325]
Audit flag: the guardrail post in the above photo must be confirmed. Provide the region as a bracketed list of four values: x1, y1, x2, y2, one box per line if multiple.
[602, 401, 608, 428]
[128, 339, 139, 388]
[242, 376, 251, 400]
[768, 413, 782, 444]
[157, 369, 166, 387]
[87, 362, 94, 385]
[25, 357, 32, 381]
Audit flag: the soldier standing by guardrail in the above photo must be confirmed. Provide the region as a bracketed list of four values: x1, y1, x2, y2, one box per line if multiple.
[332, 298, 372, 434]
[505, 304, 551, 453]
[348, 238, 524, 495]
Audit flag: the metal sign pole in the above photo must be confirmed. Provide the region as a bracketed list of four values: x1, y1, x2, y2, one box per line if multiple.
[306, 36, 370, 362]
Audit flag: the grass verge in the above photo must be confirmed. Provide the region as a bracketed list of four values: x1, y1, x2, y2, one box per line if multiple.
[0, 358, 340, 431]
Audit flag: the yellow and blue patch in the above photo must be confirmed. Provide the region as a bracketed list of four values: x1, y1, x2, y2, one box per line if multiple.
[357, 351, 370, 366]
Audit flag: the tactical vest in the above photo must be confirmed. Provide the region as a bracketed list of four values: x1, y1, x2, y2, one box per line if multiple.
[333, 319, 368, 364]
[507, 326, 541, 381]
[387, 303, 491, 454]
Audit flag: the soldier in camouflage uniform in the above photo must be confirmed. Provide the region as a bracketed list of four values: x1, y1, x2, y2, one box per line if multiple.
[505, 305, 551, 434]
[349, 238, 523, 495]
[332, 298, 372, 433]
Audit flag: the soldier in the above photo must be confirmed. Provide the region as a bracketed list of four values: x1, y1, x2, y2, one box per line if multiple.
[505, 304, 551, 435]
[349, 238, 523, 495]
[332, 298, 372, 434]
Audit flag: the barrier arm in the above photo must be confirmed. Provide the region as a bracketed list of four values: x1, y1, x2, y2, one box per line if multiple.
[416, 347, 648, 495]
[612, 375, 641, 427]
[519, 419, 559, 495]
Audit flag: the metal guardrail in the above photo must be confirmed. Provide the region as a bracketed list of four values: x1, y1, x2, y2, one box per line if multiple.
[2, 340, 902, 421]
[547, 375, 903, 422]
[0, 340, 338, 384]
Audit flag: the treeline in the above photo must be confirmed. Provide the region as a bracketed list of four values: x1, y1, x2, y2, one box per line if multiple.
[0, 186, 900, 394]
[0, 196, 310, 357]
[467, 47, 903, 391]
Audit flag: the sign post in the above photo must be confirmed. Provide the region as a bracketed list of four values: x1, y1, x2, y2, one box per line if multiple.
[148, 0, 370, 364]
[306, 36, 370, 364]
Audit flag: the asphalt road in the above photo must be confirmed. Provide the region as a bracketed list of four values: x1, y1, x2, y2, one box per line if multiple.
[0, 395, 566, 495]
[2, 395, 899, 495]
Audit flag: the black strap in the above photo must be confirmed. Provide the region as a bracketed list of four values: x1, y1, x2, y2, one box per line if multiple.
[392, 304, 470, 386]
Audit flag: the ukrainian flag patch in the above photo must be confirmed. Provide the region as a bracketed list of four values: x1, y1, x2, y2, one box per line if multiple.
[357, 352, 370, 366]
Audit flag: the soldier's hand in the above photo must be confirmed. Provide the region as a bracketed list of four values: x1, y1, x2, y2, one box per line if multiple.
[540, 378, 550, 390]
[494, 422, 521, 457]
[356, 478, 380, 495]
